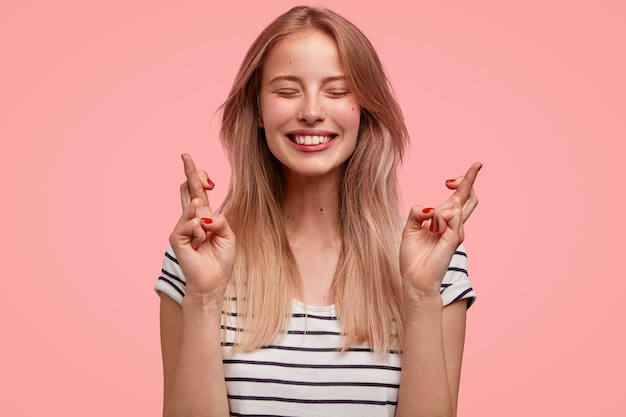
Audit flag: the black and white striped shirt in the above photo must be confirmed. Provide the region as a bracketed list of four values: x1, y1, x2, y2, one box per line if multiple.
[155, 245, 475, 416]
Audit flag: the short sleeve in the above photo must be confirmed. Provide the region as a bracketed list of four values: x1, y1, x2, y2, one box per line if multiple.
[154, 246, 187, 305]
[440, 244, 476, 308]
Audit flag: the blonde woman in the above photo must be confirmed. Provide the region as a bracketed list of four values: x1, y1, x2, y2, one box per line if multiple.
[156, 6, 481, 417]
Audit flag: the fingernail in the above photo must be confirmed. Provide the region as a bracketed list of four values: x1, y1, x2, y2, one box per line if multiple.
[446, 179, 456, 183]
[201, 218, 213, 224]
[207, 178, 214, 187]
[423, 208, 434, 213]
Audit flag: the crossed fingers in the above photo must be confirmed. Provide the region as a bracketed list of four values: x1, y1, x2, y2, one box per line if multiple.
[445, 161, 482, 223]
[410, 162, 482, 235]
[179, 153, 214, 211]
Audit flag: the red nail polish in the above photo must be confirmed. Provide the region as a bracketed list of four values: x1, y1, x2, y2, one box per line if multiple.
[207, 178, 215, 187]
[446, 179, 456, 183]
[423, 208, 434, 213]
[201, 218, 213, 224]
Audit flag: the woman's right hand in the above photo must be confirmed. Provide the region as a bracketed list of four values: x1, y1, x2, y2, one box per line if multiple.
[168, 154, 236, 302]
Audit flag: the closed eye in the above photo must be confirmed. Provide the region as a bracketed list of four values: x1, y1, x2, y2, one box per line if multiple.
[272, 89, 300, 98]
[325, 90, 350, 98]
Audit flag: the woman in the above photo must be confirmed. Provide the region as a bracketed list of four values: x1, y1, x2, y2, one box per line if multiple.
[155, 6, 481, 417]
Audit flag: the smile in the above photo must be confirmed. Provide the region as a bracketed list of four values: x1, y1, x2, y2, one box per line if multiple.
[288, 134, 336, 145]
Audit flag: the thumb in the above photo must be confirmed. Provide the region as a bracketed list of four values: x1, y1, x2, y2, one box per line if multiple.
[405, 205, 435, 231]
[199, 212, 236, 242]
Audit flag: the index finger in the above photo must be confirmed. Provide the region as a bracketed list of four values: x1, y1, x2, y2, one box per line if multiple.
[182, 153, 210, 207]
[454, 162, 483, 200]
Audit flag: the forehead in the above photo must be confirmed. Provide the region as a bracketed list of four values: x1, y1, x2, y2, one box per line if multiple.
[262, 30, 345, 80]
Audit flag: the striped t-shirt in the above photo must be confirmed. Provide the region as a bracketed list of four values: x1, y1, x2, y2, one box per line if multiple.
[155, 245, 476, 417]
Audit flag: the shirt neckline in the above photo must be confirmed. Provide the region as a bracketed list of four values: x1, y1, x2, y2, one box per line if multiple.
[292, 299, 337, 314]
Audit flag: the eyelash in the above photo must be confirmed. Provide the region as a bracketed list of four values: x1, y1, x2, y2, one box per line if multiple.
[274, 90, 299, 97]
[272, 90, 350, 98]
[326, 90, 349, 98]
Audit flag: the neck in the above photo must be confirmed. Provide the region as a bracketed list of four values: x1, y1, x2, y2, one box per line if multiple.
[281, 170, 343, 306]
[281, 171, 342, 243]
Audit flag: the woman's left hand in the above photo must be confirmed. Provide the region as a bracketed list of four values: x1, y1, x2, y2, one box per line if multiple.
[400, 162, 482, 299]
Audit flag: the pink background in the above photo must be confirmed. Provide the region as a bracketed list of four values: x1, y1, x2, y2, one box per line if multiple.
[1, 0, 624, 415]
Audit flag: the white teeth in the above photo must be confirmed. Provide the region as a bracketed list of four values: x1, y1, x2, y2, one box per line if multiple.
[294, 135, 331, 145]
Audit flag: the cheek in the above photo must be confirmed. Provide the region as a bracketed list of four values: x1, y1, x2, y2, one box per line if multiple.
[262, 99, 296, 128]
[336, 101, 361, 132]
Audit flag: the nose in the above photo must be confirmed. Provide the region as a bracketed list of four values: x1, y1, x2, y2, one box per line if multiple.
[297, 94, 325, 124]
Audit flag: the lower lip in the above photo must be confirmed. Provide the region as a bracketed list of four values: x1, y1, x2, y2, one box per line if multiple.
[288, 137, 336, 152]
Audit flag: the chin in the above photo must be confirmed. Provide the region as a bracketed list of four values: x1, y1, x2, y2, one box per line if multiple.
[282, 163, 345, 180]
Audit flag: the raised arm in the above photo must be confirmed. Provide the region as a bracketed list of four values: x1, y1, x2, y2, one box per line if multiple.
[395, 162, 481, 417]
[160, 154, 236, 417]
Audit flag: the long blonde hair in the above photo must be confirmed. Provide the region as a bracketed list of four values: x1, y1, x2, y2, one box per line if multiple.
[219, 6, 410, 353]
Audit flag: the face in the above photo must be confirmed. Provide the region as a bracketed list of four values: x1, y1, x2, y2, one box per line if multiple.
[258, 30, 361, 181]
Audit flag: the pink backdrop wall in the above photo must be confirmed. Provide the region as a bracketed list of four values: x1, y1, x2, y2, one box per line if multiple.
[1, 0, 624, 415]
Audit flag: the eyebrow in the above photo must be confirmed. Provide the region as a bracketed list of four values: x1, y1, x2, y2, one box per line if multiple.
[268, 75, 347, 85]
